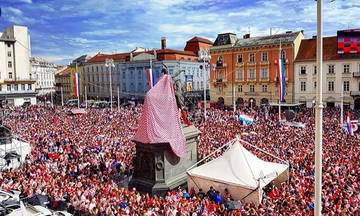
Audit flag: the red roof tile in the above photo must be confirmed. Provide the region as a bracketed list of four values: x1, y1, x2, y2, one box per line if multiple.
[295, 36, 360, 62]
[87, 52, 130, 63]
[157, 48, 197, 56]
[186, 36, 213, 45]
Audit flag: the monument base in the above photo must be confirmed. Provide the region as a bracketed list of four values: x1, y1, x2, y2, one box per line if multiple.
[129, 125, 200, 196]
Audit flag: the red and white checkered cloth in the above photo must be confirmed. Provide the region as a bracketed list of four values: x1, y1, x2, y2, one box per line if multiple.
[134, 74, 186, 158]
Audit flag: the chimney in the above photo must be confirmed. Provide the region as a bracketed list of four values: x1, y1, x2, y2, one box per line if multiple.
[243, 34, 250, 39]
[161, 37, 166, 49]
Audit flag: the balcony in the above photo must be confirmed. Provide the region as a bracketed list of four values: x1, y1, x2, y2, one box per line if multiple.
[4, 78, 36, 84]
[350, 91, 360, 96]
[245, 92, 259, 96]
[353, 72, 360, 78]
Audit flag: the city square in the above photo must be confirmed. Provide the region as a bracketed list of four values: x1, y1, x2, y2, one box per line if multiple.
[0, 0, 360, 215]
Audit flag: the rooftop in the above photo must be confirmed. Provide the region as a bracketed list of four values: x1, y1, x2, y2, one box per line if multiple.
[295, 36, 360, 62]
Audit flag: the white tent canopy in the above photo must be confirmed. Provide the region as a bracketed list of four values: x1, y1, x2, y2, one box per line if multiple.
[187, 139, 288, 204]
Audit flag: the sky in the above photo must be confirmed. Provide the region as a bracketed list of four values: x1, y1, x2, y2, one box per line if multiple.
[1, 0, 360, 65]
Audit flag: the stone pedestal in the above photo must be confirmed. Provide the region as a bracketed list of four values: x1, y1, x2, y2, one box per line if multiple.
[129, 125, 200, 196]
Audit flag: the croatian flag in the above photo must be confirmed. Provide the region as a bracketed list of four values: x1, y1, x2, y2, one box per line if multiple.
[73, 72, 80, 97]
[346, 111, 354, 136]
[239, 114, 254, 124]
[277, 58, 285, 102]
[147, 68, 156, 89]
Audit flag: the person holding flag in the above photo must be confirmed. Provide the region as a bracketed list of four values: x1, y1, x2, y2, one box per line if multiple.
[346, 111, 354, 136]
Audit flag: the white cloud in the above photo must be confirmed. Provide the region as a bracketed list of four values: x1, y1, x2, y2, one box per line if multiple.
[81, 29, 129, 37]
[8, 7, 23, 15]
[17, 0, 32, 3]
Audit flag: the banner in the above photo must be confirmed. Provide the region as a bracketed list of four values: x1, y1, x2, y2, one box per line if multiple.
[185, 75, 193, 92]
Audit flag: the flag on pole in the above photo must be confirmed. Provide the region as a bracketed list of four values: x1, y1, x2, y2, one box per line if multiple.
[277, 59, 285, 102]
[73, 72, 80, 97]
[346, 111, 354, 136]
[147, 68, 156, 89]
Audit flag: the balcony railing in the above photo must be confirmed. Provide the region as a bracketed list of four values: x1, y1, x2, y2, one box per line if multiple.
[353, 72, 360, 78]
[350, 91, 360, 96]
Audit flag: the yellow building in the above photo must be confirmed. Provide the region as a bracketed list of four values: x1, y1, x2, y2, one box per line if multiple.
[68, 55, 90, 100]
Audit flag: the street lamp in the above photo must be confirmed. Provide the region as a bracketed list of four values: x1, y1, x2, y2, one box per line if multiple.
[198, 48, 211, 121]
[250, 98, 254, 109]
[105, 58, 115, 111]
[312, 100, 315, 113]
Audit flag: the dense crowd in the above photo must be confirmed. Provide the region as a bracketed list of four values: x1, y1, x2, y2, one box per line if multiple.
[0, 104, 359, 215]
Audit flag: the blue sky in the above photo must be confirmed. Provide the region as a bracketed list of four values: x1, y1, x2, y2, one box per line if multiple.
[1, 0, 360, 65]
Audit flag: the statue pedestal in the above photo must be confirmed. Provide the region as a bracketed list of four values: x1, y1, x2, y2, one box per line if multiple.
[129, 125, 200, 196]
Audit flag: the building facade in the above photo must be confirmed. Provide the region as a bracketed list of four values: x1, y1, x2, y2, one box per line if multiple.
[210, 31, 304, 107]
[55, 66, 71, 104]
[30, 57, 56, 96]
[69, 55, 90, 100]
[0, 25, 36, 105]
[83, 37, 212, 103]
[294, 36, 360, 109]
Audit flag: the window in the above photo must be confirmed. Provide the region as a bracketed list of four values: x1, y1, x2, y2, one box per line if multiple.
[138, 82, 142, 92]
[249, 69, 255, 80]
[138, 70, 142, 79]
[238, 85, 242, 92]
[21, 84, 25, 91]
[7, 84, 11, 91]
[328, 65, 335, 74]
[0, 85, 2, 91]
[92, 66, 94, 72]
[262, 85, 267, 92]
[314, 66, 317, 74]
[219, 86, 223, 93]
[8, 72, 12, 79]
[28, 84, 32, 90]
[300, 66, 306, 75]
[343, 64, 350, 73]
[7, 43, 10, 48]
[249, 53, 255, 62]
[262, 52, 268, 62]
[314, 81, 317, 89]
[281, 50, 286, 60]
[237, 54, 243, 63]
[343, 81, 350, 92]
[14, 84, 18, 91]
[300, 82, 306, 91]
[328, 81, 334, 91]
[236, 70, 243, 80]
[8, 61, 12, 68]
[7, 51, 11, 57]
[130, 71, 134, 79]
[250, 85, 255, 92]
[217, 56, 223, 66]
[261, 68, 268, 79]
[169, 69, 174, 75]
[219, 72, 224, 79]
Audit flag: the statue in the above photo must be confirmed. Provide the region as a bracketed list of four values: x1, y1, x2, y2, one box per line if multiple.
[162, 65, 191, 126]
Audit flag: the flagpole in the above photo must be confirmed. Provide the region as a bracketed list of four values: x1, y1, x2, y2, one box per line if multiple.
[340, 86, 343, 125]
[233, 85, 236, 116]
[117, 86, 120, 112]
[61, 86, 64, 106]
[315, 0, 324, 215]
[278, 39, 282, 122]
[85, 84, 87, 109]
[76, 63, 80, 109]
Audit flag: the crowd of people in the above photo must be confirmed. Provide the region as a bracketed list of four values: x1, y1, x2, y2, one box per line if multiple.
[0, 104, 359, 215]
